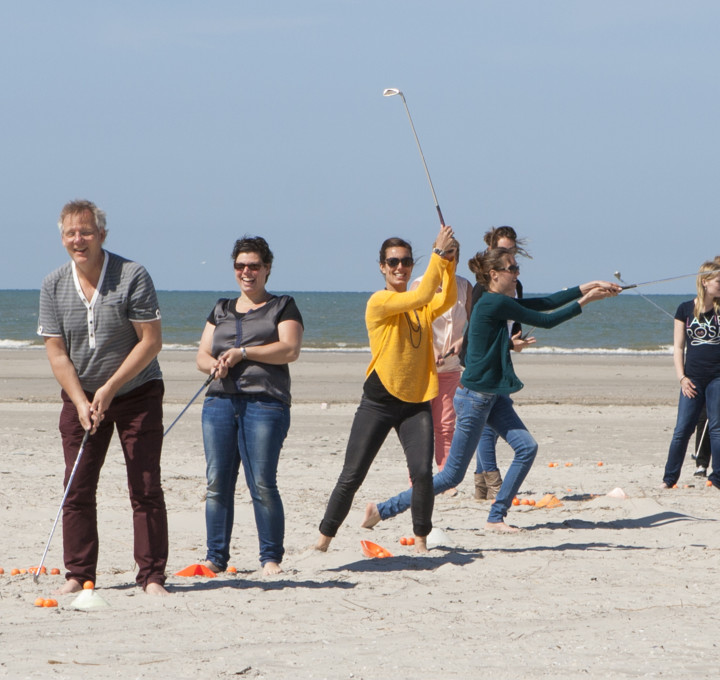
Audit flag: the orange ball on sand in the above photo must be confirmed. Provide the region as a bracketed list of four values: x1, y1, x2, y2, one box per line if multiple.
[0, 568, 4, 575]
[11, 569, 20, 576]
[227, 566, 237, 574]
[42, 599, 58, 608]
[83, 581, 94, 590]
[50, 568, 60, 575]
[34, 597, 45, 607]
[512, 497, 520, 506]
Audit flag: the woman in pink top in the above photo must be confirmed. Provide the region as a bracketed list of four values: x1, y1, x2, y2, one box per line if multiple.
[411, 237, 472, 496]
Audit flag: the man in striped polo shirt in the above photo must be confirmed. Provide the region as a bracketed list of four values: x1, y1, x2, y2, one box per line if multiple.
[38, 199, 169, 596]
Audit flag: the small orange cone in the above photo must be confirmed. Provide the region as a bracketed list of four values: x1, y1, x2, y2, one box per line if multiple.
[360, 540, 393, 559]
[174, 564, 217, 577]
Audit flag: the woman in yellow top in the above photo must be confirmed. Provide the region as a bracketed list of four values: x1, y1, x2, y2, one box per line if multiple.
[316, 224, 457, 554]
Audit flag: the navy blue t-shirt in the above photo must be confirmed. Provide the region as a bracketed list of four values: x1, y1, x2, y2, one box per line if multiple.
[675, 300, 720, 381]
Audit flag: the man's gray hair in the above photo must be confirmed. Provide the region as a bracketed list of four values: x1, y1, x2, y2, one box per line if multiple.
[57, 199, 108, 234]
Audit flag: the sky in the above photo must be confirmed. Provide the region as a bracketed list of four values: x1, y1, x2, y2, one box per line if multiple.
[2, 1, 718, 294]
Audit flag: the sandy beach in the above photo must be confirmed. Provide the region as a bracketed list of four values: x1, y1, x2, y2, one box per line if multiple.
[1, 349, 717, 679]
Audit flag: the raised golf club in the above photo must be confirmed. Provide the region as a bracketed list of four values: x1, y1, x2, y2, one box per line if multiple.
[614, 271, 674, 320]
[383, 88, 446, 226]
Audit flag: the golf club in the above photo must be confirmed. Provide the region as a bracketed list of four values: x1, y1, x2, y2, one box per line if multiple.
[163, 372, 215, 437]
[614, 271, 674, 320]
[617, 269, 720, 291]
[33, 429, 90, 583]
[520, 327, 536, 341]
[34, 373, 216, 583]
[692, 419, 708, 463]
[383, 88, 446, 226]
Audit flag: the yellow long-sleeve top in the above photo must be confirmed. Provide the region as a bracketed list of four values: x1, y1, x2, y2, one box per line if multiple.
[365, 253, 457, 403]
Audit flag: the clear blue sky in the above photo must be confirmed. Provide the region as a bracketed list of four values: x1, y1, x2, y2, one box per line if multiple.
[2, 1, 717, 294]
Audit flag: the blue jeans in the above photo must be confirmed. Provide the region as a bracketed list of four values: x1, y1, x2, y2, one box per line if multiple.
[377, 388, 538, 524]
[202, 394, 290, 568]
[475, 424, 500, 473]
[663, 376, 720, 488]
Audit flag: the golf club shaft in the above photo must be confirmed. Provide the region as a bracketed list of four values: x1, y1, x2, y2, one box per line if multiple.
[620, 268, 720, 290]
[33, 429, 90, 583]
[163, 373, 215, 437]
[396, 93, 445, 226]
[695, 419, 709, 460]
[614, 273, 674, 320]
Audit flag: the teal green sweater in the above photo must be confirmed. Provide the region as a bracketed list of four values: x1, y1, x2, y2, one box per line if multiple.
[461, 286, 583, 395]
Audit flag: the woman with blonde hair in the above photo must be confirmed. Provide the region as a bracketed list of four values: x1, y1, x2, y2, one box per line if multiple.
[662, 259, 720, 489]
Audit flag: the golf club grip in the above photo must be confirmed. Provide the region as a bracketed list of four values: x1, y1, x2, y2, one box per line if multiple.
[621, 284, 637, 290]
[436, 205, 445, 226]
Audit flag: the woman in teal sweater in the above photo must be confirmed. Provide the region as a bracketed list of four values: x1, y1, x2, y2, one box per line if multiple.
[364, 247, 620, 533]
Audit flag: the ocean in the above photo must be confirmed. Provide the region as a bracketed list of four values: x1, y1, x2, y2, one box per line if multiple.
[0, 289, 682, 355]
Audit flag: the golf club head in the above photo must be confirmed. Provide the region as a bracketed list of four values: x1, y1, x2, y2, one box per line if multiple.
[382, 88, 402, 97]
[613, 271, 622, 281]
[32, 572, 40, 584]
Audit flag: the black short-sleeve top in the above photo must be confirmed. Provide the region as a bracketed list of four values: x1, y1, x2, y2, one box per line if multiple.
[205, 295, 303, 405]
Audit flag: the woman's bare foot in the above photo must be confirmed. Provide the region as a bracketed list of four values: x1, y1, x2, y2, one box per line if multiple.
[145, 582, 169, 596]
[314, 534, 332, 552]
[204, 560, 223, 574]
[414, 536, 428, 554]
[263, 562, 283, 576]
[443, 487, 458, 497]
[53, 578, 82, 595]
[485, 521, 520, 533]
[361, 502, 381, 529]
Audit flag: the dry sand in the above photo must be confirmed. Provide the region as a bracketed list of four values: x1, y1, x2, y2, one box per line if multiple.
[1, 349, 718, 679]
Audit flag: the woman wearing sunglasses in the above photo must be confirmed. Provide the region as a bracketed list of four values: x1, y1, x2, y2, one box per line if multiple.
[364, 246, 620, 533]
[316, 224, 457, 553]
[196, 236, 304, 575]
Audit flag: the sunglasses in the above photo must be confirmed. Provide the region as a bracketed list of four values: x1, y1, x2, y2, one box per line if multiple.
[234, 262, 264, 272]
[384, 257, 414, 268]
[497, 265, 520, 274]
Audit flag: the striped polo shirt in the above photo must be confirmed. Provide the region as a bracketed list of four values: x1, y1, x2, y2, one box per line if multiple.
[37, 250, 163, 395]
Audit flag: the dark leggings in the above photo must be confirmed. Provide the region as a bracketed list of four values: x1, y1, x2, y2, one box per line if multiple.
[319, 396, 434, 538]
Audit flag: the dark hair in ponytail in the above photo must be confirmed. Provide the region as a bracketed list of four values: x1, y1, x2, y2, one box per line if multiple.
[468, 247, 513, 286]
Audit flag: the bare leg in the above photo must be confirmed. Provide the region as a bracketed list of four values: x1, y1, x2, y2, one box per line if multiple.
[145, 582, 169, 596]
[314, 534, 333, 552]
[414, 536, 428, 554]
[485, 521, 520, 534]
[361, 502, 381, 529]
[263, 562, 283, 576]
[54, 578, 83, 595]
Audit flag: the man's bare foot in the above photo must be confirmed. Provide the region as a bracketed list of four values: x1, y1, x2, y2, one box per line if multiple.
[413, 536, 428, 554]
[361, 502, 381, 529]
[54, 578, 82, 595]
[204, 560, 223, 573]
[485, 521, 520, 533]
[315, 535, 332, 552]
[263, 562, 283, 576]
[145, 582, 169, 596]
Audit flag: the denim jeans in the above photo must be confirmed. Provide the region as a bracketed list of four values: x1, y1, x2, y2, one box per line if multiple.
[377, 388, 538, 524]
[319, 396, 434, 538]
[202, 393, 290, 568]
[663, 376, 720, 488]
[475, 423, 501, 473]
